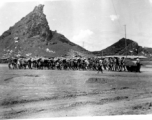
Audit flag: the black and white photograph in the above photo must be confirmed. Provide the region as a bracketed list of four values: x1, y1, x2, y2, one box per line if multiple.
[0, 0, 152, 119]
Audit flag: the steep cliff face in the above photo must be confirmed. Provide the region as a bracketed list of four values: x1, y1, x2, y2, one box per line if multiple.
[0, 5, 52, 43]
[0, 4, 91, 58]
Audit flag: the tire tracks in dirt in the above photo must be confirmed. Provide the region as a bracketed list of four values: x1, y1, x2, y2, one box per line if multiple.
[1, 95, 130, 119]
[0, 85, 132, 107]
[3, 74, 40, 82]
[2, 86, 151, 118]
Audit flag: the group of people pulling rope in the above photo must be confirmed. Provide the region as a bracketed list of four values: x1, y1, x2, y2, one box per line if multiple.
[8, 56, 141, 73]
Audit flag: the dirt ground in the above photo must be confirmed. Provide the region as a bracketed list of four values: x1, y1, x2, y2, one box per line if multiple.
[0, 64, 152, 119]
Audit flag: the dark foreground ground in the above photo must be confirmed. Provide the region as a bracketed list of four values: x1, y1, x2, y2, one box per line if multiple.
[0, 64, 152, 119]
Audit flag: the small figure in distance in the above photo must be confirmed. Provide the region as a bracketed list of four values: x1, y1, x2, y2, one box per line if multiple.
[136, 57, 141, 72]
[120, 57, 126, 72]
[97, 59, 103, 74]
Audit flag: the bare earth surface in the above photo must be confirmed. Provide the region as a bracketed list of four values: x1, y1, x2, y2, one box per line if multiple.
[0, 64, 152, 119]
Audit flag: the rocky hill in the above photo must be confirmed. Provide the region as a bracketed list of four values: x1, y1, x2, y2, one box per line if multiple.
[0, 4, 92, 58]
[93, 38, 152, 58]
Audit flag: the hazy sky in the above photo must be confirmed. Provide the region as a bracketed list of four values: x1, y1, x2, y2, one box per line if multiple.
[0, 0, 152, 51]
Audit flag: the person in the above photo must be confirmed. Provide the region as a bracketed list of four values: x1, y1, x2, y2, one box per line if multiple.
[136, 57, 141, 72]
[120, 57, 126, 72]
[97, 59, 103, 73]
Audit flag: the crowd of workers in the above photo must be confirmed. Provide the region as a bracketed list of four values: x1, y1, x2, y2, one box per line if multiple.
[8, 56, 141, 72]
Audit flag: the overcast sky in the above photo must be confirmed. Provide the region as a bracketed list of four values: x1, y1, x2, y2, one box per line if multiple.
[0, 0, 152, 51]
